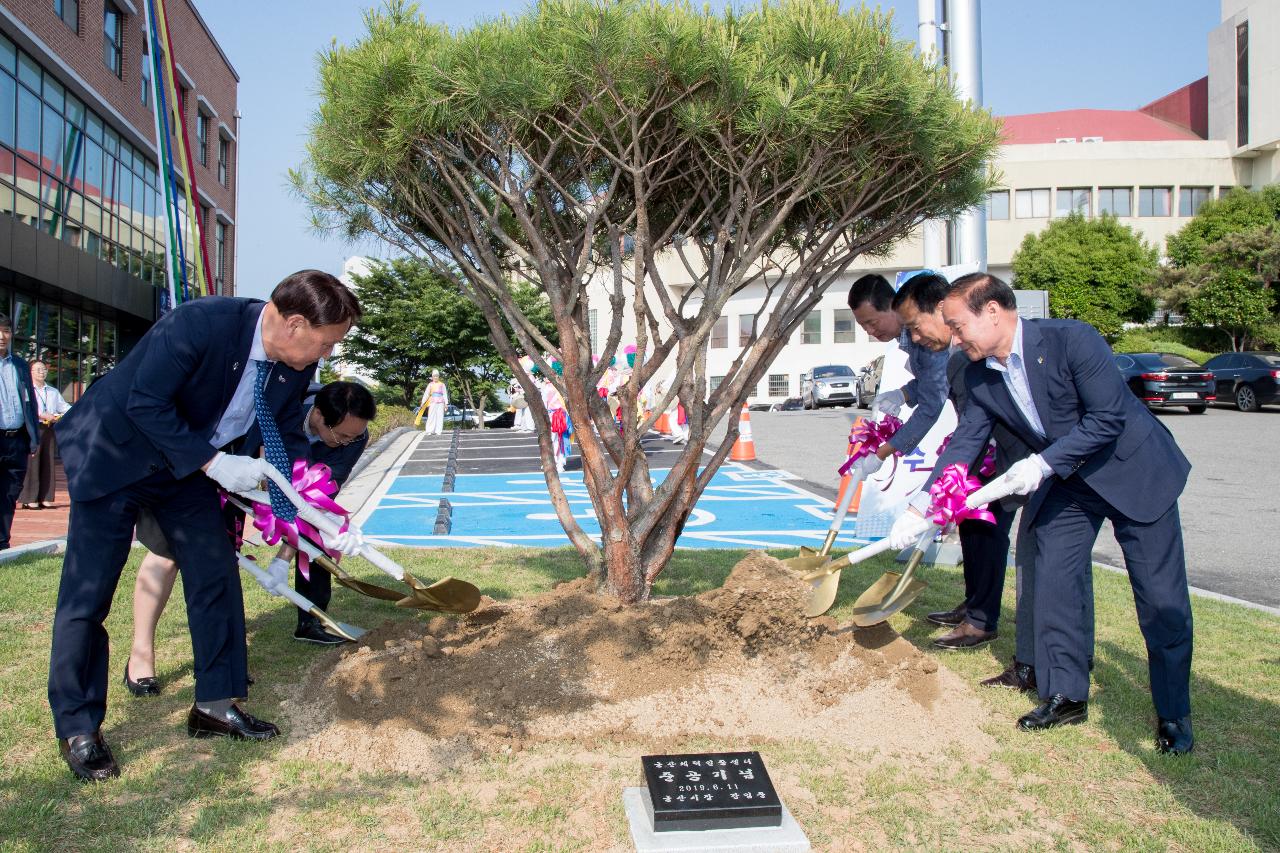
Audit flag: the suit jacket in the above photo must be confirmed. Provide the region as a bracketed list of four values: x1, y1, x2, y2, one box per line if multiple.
[56, 297, 314, 503]
[2, 353, 41, 447]
[930, 319, 1189, 524]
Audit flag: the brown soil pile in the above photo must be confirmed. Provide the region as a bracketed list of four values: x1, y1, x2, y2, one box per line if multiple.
[281, 553, 993, 778]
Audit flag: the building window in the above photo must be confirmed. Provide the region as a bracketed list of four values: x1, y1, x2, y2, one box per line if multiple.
[833, 308, 856, 343]
[768, 374, 788, 397]
[986, 190, 1009, 220]
[709, 376, 724, 392]
[1055, 187, 1090, 218]
[587, 307, 599, 353]
[710, 315, 727, 349]
[1236, 22, 1248, 148]
[215, 222, 227, 295]
[1178, 187, 1211, 217]
[1138, 187, 1171, 217]
[196, 111, 209, 166]
[1014, 188, 1050, 218]
[218, 137, 230, 186]
[801, 310, 821, 345]
[103, 2, 122, 77]
[141, 39, 151, 108]
[737, 314, 753, 347]
[54, 0, 78, 33]
[1098, 187, 1132, 217]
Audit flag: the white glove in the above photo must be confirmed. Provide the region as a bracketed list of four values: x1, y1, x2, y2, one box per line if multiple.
[871, 388, 906, 419]
[328, 527, 365, 557]
[847, 453, 884, 481]
[888, 511, 933, 550]
[1000, 455, 1048, 497]
[255, 556, 291, 596]
[204, 452, 272, 494]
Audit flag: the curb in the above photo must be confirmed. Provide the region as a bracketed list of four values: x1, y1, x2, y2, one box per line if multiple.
[1092, 559, 1280, 618]
[345, 426, 415, 485]
[0, 539, 65, 563]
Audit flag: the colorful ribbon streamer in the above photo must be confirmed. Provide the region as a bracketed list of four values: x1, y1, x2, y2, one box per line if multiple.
[926, 463, 996, 528]
[251, 460, 350, 579]
[937, 433, 998, 479]
[837, 415, 904, 487]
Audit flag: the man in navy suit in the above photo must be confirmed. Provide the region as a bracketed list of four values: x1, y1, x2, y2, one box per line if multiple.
[48, 270, 362, 781]
[0, 314, 40, 550]
[888, 273, 1194, 755]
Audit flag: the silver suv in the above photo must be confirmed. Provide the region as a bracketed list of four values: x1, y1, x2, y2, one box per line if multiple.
[801, 364, 858, 409]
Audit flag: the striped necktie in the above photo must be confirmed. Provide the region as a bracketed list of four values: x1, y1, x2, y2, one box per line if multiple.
[254, 361, 296, 521]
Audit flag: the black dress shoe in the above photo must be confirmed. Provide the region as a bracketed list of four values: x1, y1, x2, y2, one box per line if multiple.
[294, 622, 349, 646]
[59, 731, 120, 782]
[933, 623, 997, 650]
[1156, 716, 1194, 755]
[187, 704, 280, 741]
[980, 658, 1037, 693]
[1018, 694, 1088, 731]
[926, 604, 967, 627]
[123, 663, 160, 697]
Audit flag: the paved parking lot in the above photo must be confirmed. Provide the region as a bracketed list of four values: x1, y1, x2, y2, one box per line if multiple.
[741, 403, 1280, 609]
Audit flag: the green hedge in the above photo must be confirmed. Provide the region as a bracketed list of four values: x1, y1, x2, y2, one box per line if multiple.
[367, 404, 417, 444]
[1113, 328, 1217, 365]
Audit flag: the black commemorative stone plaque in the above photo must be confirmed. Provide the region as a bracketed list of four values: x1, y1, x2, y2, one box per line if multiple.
[641, 751, 782, 832]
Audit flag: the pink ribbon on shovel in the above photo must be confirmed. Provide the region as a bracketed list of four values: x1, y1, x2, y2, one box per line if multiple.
[251, 460, 350, 580]
[837, 414, 904, 489]
[926, 463, 996, 528]
[937, 433, 999, 479]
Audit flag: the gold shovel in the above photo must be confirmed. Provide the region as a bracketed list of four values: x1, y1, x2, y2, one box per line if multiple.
[802, 534, 901, 618]
[782, 474, 861, 574]
[237, 554, 366, 642]
[848, 528, 937, 627]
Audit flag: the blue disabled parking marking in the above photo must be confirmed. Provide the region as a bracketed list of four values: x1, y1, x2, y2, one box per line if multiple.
[362, 461, 870, 550]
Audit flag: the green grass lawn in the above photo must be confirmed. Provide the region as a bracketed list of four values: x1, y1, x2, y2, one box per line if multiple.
[1, 546, 1277, 851]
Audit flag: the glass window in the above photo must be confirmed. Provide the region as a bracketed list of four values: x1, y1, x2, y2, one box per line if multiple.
[1055, 187, 1090, 217]
[768, 374, 788, 396]
[1237, 22, 1248, 147]
[1015, 188, 1050, 218]
[141, 39, 151, 108]
[218, 137, 229, 186]
[0, 72, 14, 148]
[0, 34, 14, 73]
[41, 75, 63, 113]
[55, 0, 80, 33]
[17, 53, 40, 92]
[11, 294, 34, 339]
[986, 189, 1009, 220]
[1178, 187, 1211, 217]
[41, 105, 64, 175]
[37, 302, 58, 347]
[1138, 187, 1171, 217]
[59, 308, 78, 351]
[737, 314, 753, 346]
[800, 310, 821, 345]
[16, 85, 39, 159]
[103, 2, 123, 77]
[710, 315, 727, 349]
[196, 112, 208, 166]
[1098, 187, 1131, 217]
[709, 376, 724, 392]
[833, 308, 856, 343]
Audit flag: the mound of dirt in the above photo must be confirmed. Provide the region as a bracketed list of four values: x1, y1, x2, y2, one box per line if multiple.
[280, 553, 993, 778]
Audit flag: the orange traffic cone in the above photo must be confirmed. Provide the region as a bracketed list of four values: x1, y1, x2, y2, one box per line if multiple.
[655, 411, 671, 434]
[730, 404, 756, 461]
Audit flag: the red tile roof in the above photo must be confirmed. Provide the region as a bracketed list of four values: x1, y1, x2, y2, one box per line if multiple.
[999, 109, 1205, 145]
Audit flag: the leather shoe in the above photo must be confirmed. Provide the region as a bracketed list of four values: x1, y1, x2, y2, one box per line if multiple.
[123, 663, 160, 697]
[980, 658, 1036, 693]
[294, 622, 349, 646]
[1018, 694, 1088, 731]
[933, 622, 997, 650]
[59, 731, 120, 782]
[926, 604, 967, 627]
[187, 703, 280, 741]
[1156, 716, 1194, 755]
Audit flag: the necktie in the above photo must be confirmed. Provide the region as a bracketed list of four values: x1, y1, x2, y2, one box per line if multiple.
[254, 361, 296, 521]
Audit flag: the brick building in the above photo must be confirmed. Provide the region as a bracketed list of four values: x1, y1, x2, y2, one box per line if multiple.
[0, 0, 237, 400]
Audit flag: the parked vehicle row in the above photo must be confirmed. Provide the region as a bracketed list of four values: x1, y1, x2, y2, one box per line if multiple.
[1115, 351, 1280, 413]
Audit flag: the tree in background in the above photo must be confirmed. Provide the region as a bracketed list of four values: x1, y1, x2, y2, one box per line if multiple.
[340, 257, 554, 409]
[1151, 187, 1280, 350]
[1010, 213, 1156, 340]
[296, 0, 1000, 602]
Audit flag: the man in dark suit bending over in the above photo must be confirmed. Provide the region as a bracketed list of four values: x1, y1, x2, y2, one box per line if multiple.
[49, 270, 363, 781]
[887, 273, 1194, 755]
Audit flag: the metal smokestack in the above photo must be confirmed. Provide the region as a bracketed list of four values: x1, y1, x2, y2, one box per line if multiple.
[947, 0, 988, 271]
[917, 0, 946, 270]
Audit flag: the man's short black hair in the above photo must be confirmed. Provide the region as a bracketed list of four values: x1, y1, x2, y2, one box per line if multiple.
[314, 381, 376, 427]
[271, 270, 362, 327]
[948, 272, 1018, 314]
[891, 272, 951, 313]
[847, 273, 894, 312]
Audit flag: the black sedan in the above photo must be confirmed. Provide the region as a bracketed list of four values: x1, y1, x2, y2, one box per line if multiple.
[1203, 351, 1280, 412]
[1112, 352, 1215, 413]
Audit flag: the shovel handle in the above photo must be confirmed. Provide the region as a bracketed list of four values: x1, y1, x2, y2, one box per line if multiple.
[964, 476, 1020, 510]
[237, 553, 317, 613]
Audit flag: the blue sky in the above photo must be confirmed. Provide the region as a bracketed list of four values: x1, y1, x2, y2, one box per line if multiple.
[196, 1, 1221, 299]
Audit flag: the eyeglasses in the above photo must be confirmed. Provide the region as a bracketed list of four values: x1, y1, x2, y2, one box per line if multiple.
[321, 419, 366, 446]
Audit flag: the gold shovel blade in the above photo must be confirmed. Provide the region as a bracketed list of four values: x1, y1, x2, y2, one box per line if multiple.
[850, 571, 929, 627]
[784, 553, 835, 573]
[805, 568, 843, 618]
[781, 545, 819, 569]
[401, 572, 482, 613]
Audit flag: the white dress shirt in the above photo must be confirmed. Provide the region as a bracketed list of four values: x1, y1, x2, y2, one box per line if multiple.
[985, 319, 1053, 477]
[209, 311, 270, 449]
